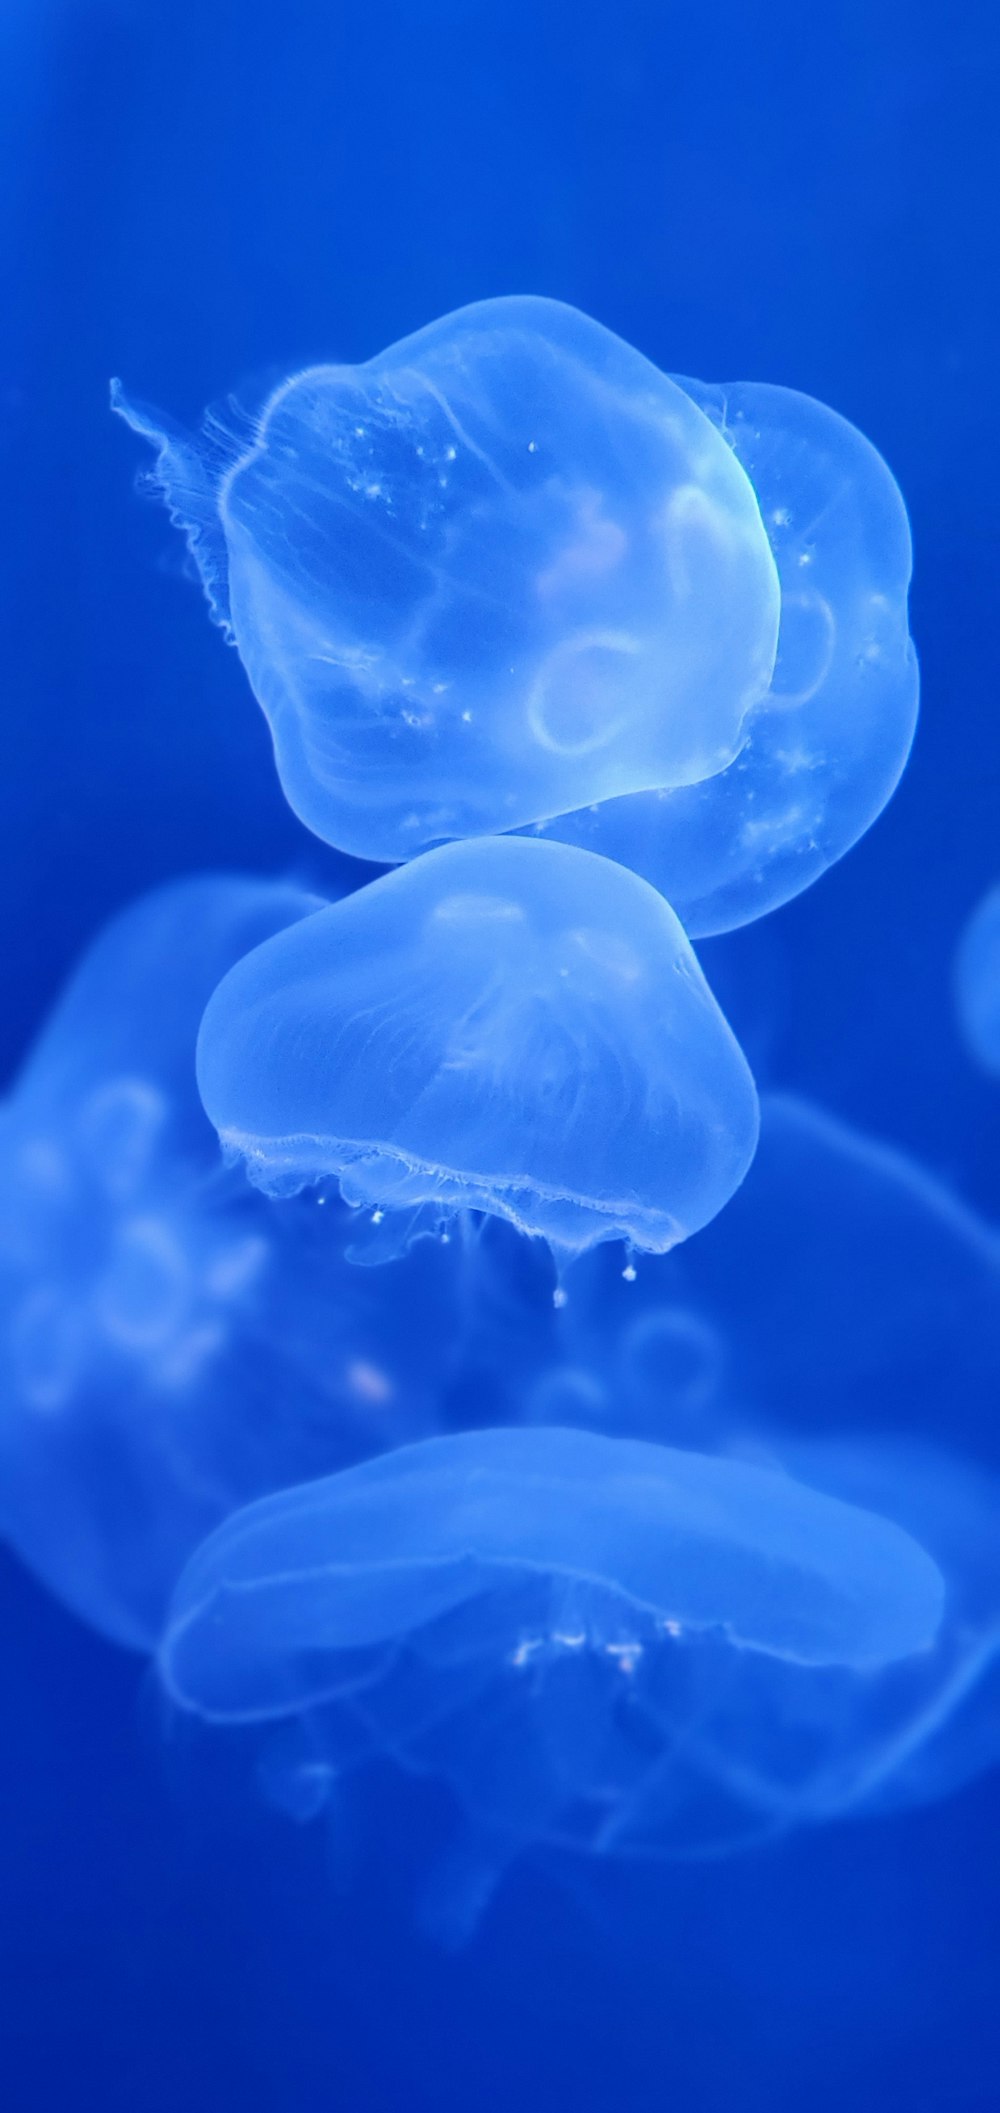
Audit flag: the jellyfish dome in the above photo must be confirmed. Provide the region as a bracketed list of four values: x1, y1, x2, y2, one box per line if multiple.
[956, 883, 1000, 1076]
[159, 1425, 943, 1913]
[0, 875, 464, 1650]
[112, 297, 780, 861]
[195, 834, 760, 1260]
[541, 380, 918, 934]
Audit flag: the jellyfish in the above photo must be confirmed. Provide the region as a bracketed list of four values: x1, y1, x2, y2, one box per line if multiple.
[112, 297, 780, 861]
[158, 1424, 943, 1935]
[540, 380, 918, 934]
[956, 883, 1000, 1076]
[559, 1092, 1000, 1458]
[195, 834, 760, 1261]
[0, 875, 466, 1651]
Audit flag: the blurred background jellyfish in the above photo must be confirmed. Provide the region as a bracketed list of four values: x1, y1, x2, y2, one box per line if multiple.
[556, 1092, 1000, 1459]
[956, 883, 1000, 1077]
[0, 875, 470, 1652]
[195, 834, 760, 1262]
[157, 1425, 943, 1938]
[112, 297, 780, 861]
[540, 382, 918, 935]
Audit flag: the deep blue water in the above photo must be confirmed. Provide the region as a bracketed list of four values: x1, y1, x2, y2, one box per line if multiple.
[3, 2, 1000, 2106]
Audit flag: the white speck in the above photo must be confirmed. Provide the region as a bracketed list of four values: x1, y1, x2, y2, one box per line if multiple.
[622, 1263, 637, 1283]
[371, 1209, 384, 1225]
[461, 709, 473, 723]
[346, 1359, 393, 1406]
[527, 440, 538, 453]
[553, 1286, 568, 1310]
[444, 445, 457, 462]
[605, 1640, 642, 1670]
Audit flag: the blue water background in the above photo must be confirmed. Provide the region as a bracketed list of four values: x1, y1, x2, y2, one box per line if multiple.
[2, 3, 999, 2106]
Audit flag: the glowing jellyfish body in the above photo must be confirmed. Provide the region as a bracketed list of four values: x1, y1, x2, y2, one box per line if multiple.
[160, 1425, 943, 1916]
[0, 877, 461, 1650]
[195, 835, 760, 1259]
[541, 382, 917, 934]
[113, 298, 780, 861]
[956, 884, 1000, 1076]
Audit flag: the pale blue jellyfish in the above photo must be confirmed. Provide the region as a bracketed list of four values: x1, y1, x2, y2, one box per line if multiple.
[195, 835, 760, 1259]
[0, 876, 463, 1650]
[559, 1092, 1000, 1455]
[112, 297, 780, 861]
[541, 381, 918, 934]
[956, 884, 1000, 1076]
[158, 1425, 943, 1928]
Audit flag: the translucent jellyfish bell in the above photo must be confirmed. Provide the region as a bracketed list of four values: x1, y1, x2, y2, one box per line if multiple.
[159, 1426, 943, 1929]
[112, 297, 780, 861]
[541, 381, 917, 934]
[163, 1427, 940, 1702]
[195, 835, 760, 1260]
[956, 883, 1000, 1076]
[0, 876, 463, 1650]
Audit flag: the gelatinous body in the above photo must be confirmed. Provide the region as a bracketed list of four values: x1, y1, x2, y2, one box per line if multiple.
[561, 1093, 1000, 1456]
[113, 298, 780, 860]
[956, 884, 1000, 1075]
[196, 835, 759, 1258]
[542, 382, 917, 934]
[160, 1426, 943, 1888]
[0, 877, 462, 1649]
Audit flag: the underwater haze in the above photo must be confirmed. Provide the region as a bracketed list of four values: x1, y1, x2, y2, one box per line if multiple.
[4, 3, 1000, 2110]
